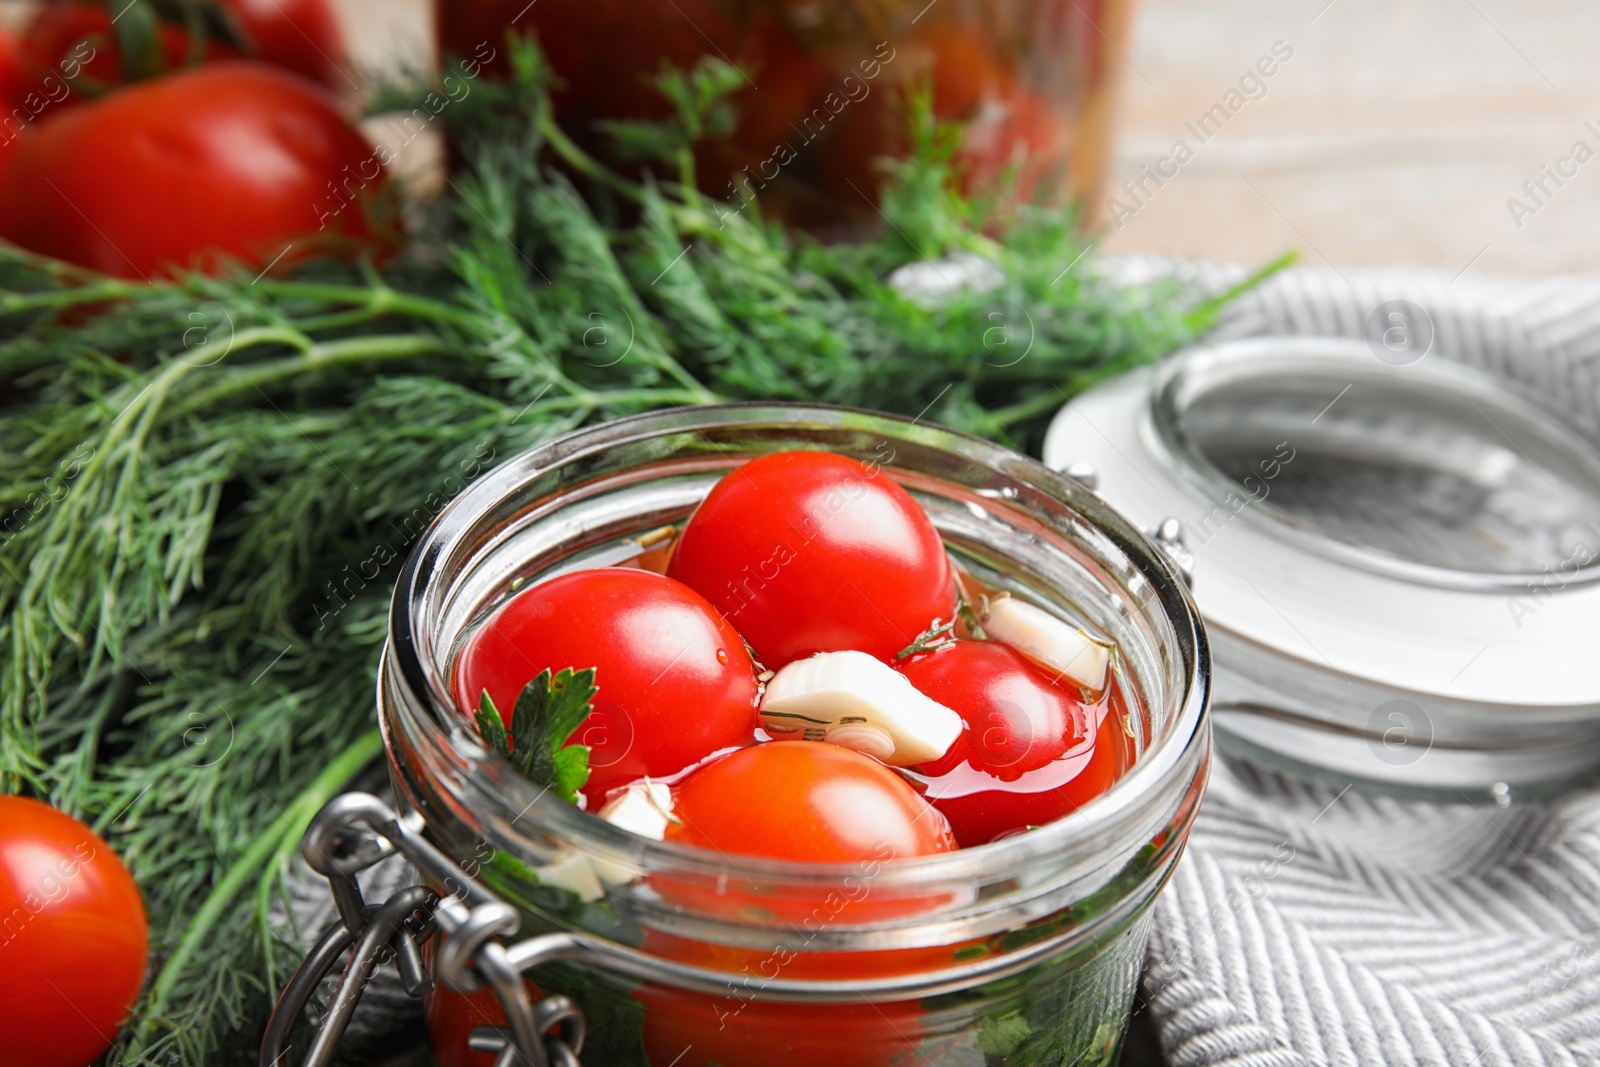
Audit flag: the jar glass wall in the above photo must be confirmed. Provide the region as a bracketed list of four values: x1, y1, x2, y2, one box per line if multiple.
[381, 405, 1209, 1066]
[436, 0, 1132, 230]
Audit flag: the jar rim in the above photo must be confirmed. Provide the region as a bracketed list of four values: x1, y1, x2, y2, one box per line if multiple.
[384, 402, 1211, 889]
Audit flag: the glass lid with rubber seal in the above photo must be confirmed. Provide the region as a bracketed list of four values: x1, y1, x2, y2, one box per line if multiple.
[1043, 336, 1600, 798]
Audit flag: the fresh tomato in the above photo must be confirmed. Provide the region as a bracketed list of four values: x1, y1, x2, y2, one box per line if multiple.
[0, 796, 148, 1067]
[453, 568, 759, 807]
[223, 0, 349, 90]
[667, 741, 954, 863]
[18, 0, 347, 93]
[899, 639, 1126, 847]
[0, 25, 33, 108]
[667, 451, 955, 669]
[18, 3, 219, 89]
[0, 27, 27, 176]
[0, 61, 389, 279]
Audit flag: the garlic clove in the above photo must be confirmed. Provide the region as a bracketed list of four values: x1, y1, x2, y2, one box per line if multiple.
[760, 650, 962, 766]
[597, 779, 676, 841]
[983, 594, 1112, 692]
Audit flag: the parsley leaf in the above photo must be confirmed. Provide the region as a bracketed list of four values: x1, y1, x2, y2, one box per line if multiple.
[476, 667, 598, 804]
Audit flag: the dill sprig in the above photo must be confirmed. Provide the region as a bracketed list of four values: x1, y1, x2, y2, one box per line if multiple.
[0, 38, 1280, 1066]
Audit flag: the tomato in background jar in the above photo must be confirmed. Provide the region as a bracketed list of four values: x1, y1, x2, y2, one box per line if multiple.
[820, 20, 1067, 208]
[436, 0, 1129, 227]
[899, 639, 1127, 847]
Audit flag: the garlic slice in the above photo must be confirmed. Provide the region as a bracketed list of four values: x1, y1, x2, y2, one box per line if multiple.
[759, 650, 962, 766]
[597, 779, 677, 841]
[983, 594, 1112, 692]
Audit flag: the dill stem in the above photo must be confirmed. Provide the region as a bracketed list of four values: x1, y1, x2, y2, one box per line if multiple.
[139, 727, 384, 1027]
[176, 334, 450, 414]
[982, 386, 1075, 432]
[1186, 249, 1298, 328]
[539, 114, 647, 205]
[254, 282, 485, 334]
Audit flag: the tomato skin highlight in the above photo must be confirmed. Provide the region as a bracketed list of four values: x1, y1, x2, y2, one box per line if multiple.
[899, 639, 1122, 847]
[0, 61, 386, 279]
[453, 568, 760, 807]
[667, 451, 955, 668]
[666, 741, 955, 863]
[0, 796, 148, 1067]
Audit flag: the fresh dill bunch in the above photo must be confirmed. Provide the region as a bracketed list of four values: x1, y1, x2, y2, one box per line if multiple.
[0, 34, 1285, 1067]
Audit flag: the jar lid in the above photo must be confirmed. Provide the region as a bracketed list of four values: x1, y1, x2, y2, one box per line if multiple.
[1043, 336, 1600, 797]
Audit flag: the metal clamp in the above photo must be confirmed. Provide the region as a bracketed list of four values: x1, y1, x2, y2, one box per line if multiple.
[1147, 517, 1195, 589]
[259, 793, 588, 1067]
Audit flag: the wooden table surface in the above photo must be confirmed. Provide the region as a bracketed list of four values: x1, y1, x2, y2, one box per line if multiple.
[1097, 0, 1600, 278]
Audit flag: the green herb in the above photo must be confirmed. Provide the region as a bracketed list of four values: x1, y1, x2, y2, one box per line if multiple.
[475, 668, 597, 804]
[895, 617, 959, 660]
[0, 34, 1285, 1067]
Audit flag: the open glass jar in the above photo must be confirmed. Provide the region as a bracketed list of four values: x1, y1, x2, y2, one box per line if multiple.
[296, 405, 1208, 1067]
[436, 0, 1131, 230]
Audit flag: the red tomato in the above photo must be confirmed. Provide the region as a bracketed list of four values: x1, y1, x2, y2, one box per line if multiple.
[899, 639, 1126, 847]
[638, 983, 923, 1067]
[19, 0, 347, 93]
[425, 984, 520, 1067]
[0, 26, 33, 109]
[18, 4, 219, 89]
[0, 62, 389, 279]
[666, 742, 955, 863]
[453, 568, 760, 807]
[224, 0, 350, 91]
[822, 21, 1067, 206]
[0, 796, 148, 1067]
[667, 451, 955, 668]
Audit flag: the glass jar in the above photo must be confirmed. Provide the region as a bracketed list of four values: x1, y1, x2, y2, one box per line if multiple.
[380, 404, 1209, 1066]
[435, 0, 1132, 230]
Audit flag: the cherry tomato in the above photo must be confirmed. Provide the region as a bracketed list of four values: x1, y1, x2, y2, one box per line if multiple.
[667, 741, 955, 863]
[0, 61, 390, 279]
[19, 0, 347, 94]
[0, 796, 148, 1067]
[0, 26, 33, 109]
[224, 0, 349, 91]
[667, 451, 955, 668]
[638, 983, 924, 1067]
[425, 984, 522, 1067]
[18, 4, 221, 90]
[822, 21, 1067, 206]
[899, 639, 1126, 847]
[660, 742, 955, 924]
[453, 568, 759, 807]
[0, 27, 29, 177]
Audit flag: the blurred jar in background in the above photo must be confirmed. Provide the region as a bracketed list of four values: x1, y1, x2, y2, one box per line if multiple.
[436, 0, 1132, 230]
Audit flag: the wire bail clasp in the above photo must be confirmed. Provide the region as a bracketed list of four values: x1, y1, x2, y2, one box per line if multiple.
[258, 793, 586, 1067]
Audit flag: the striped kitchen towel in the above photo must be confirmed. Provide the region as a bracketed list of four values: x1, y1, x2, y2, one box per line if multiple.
[1125, 259, 1600, 1067]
